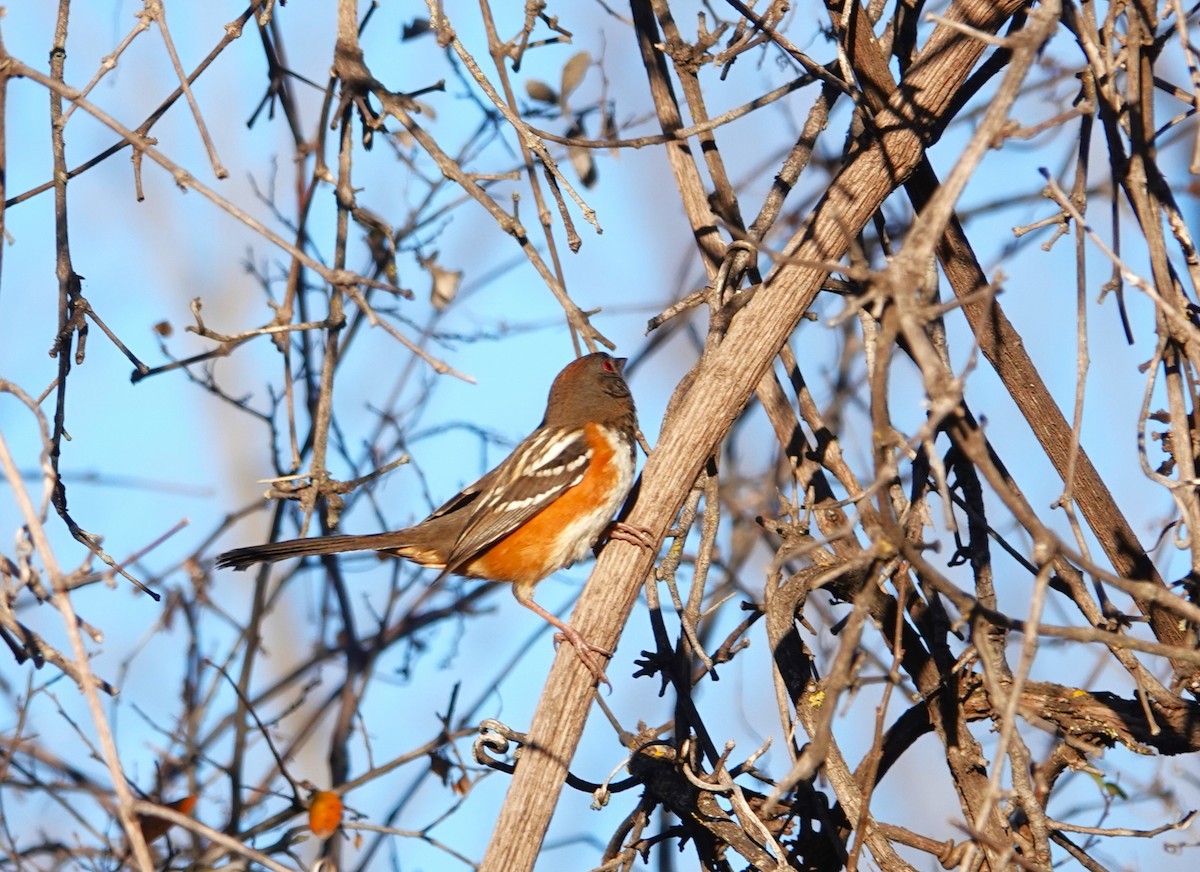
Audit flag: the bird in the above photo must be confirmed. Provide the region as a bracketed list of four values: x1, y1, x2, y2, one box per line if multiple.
[216, 352, 646, 682]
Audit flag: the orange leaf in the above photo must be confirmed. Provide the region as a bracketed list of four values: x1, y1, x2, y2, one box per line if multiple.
[137, 795, 198, 844]
[309, 790, 343, 840]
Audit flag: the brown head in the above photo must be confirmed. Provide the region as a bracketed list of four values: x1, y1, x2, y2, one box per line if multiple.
[542, 352, 636, 431]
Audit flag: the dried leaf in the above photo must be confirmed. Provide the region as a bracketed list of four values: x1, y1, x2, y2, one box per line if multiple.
[419, 252, 462, 310]
[410, 100, 437, 120]
[401, 18, 431, 41]
[566, 121, 596, 188]
[569, 146, 596, 188]
[429, 751, 452, 783]
[136, 795, 197, 844]
[560, 52, 592, 104]
[525, 79, 558, 104]
[602, 105, 620, 157]
[309, 790, 344, 840]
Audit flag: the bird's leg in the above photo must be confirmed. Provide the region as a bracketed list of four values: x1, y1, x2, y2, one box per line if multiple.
[514, 590, 611, 686]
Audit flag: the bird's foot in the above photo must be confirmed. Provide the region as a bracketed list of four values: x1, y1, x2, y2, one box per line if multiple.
[552, 627, 612, 687]
[598, 521, 657, 553]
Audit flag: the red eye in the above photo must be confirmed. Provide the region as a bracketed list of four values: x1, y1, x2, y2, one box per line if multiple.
[602, 358, 614, 372]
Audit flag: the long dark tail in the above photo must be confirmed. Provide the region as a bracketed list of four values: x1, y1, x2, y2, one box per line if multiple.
[216, 532, 408, 571]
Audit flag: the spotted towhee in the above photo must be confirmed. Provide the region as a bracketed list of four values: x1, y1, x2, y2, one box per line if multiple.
[217, 352, 644, 681]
